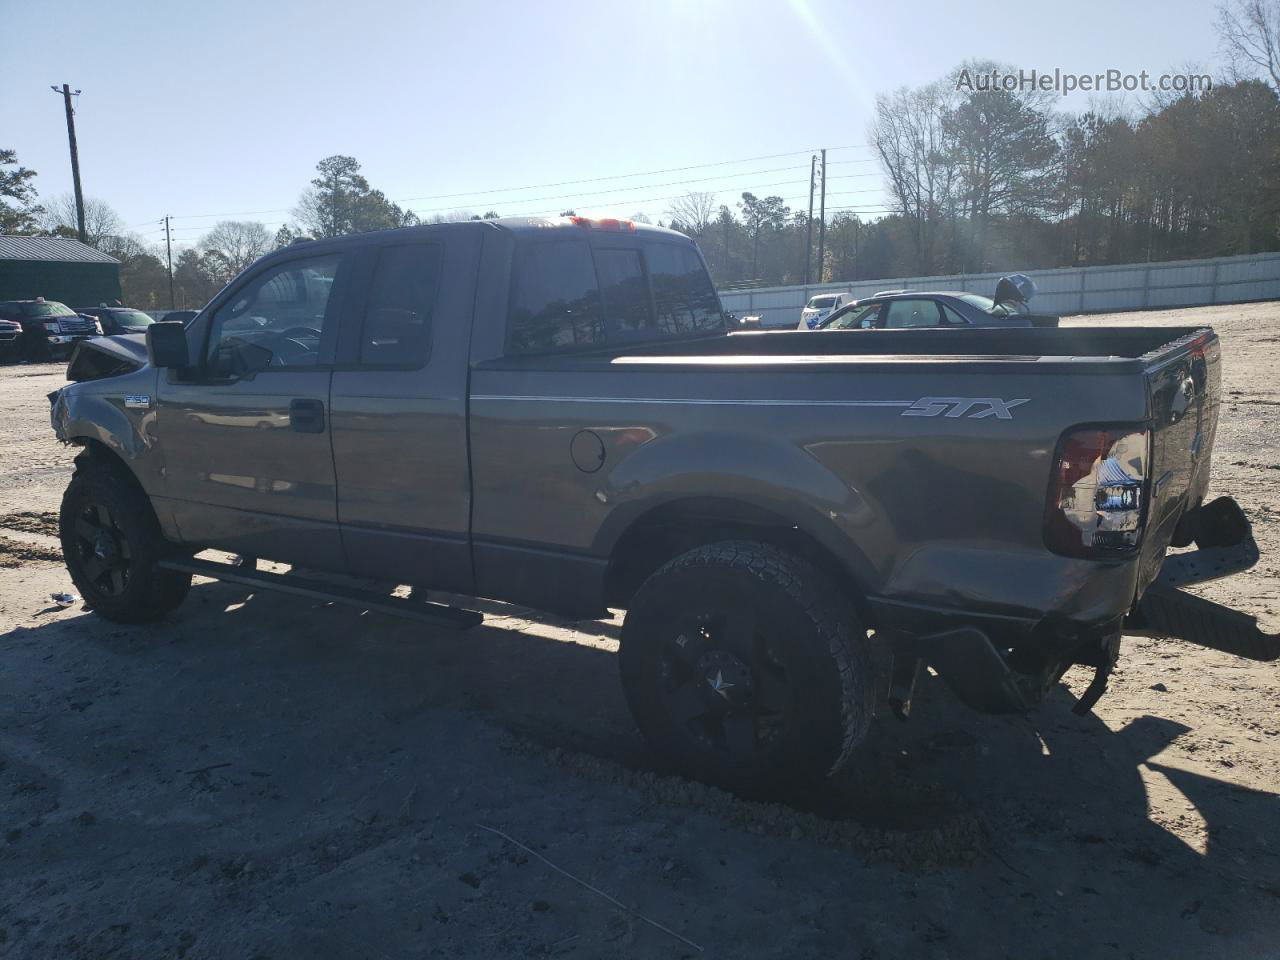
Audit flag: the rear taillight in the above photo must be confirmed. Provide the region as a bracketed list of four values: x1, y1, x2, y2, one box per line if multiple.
[1044, 425, 1150, 558]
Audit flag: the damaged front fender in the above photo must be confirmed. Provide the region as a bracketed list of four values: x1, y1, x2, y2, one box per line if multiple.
[50, 347, 164, 495]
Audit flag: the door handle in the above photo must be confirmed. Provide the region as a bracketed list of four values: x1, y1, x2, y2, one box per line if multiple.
[289, 398, 326, 434]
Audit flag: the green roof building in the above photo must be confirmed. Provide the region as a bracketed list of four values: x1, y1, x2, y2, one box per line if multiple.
[0, 236, 121, 306]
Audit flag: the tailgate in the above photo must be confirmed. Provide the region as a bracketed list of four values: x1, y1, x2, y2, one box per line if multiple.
[1135, 328, 1221, 594]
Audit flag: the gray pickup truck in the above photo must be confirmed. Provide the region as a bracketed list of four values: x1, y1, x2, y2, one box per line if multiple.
[49, 216, 1278, 793]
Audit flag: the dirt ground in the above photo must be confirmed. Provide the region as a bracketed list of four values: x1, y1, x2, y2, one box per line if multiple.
[2, 303, 1278, 960]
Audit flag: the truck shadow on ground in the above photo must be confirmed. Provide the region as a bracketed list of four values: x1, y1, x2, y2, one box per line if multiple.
[7, 575, 1278, 953]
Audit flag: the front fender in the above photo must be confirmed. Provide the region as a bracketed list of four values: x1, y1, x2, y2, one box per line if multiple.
[52, 368, 164, 495]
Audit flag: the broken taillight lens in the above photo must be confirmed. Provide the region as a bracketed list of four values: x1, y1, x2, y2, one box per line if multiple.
[1044, 425, 1150, 558]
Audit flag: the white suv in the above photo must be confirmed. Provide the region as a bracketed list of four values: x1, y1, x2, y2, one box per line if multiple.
[798, 293, 851, 330]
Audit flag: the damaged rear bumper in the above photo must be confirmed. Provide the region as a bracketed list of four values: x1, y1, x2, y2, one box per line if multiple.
[892, 496, 1275, 717]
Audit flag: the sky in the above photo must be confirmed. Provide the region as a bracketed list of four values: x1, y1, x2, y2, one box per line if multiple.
[3, 0, 1221, 252]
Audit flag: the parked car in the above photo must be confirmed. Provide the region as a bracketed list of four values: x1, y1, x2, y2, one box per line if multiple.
[813, 275, 1059, 331]
[798, 292, 854, 330]
[0, 298, 100, 361]
[48, 217, 1276, 794]
[76, 305, 155, 336]
[156, 309, 199, 326]
[0, 317, 22, 363]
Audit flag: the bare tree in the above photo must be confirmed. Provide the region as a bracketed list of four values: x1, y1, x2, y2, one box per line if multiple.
[871, 81, 960, 273]
[40, 194, 123, 247]
[666, 191, 717, 235]
[199, 220, 273, 281]
[1218, 0, 1280, 89]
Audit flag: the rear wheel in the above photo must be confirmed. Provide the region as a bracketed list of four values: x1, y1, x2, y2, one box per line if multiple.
[619, 541, 872, 795]
[59, 462, 191, 623]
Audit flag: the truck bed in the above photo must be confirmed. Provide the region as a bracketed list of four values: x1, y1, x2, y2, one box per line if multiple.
[479, 326, 1212, 374]
[470, 323, 1219, 627]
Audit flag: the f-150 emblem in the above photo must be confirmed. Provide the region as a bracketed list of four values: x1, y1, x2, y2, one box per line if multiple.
[901, 397, 1030, 420]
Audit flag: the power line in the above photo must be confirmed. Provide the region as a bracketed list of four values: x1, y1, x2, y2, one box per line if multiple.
[406, 175, 815, 217]
[397, 144, 872, 203]
[146, 145, 876, 226]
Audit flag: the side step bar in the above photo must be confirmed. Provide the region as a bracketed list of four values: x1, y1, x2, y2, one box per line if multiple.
[159, 557, 483, 630]
[1126, 583, 1280, 662]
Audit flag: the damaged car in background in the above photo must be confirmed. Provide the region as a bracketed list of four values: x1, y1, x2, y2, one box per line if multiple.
[47, 217, 1278, 796]
[810, 273, 1060, 331]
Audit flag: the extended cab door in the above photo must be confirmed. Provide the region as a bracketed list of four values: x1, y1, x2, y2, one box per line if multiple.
[328, 227, 483, 594]
[154, 249, 351, 569]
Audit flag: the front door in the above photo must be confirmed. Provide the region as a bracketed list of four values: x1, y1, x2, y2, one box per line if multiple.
[155, 251, 350, 570]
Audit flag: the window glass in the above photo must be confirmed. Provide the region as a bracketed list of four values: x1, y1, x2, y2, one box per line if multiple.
[940, 303, 970, 326]
[595, 248, 653, 336]
[207, 254, 340, 375]
[110, 309, 153, 329]
[809, 295, 838, 309]
[883, 299, 944, 329]
[958, 294, 997, 312]
[507, 240, 604, 354]
[24, 302, 76, 318]
[823, 303, 879, 329]
[646, 242, 724, 336]
[361, 244, 442, 366]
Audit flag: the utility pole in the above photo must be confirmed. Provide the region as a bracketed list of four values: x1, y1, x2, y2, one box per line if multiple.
[164, 216, 175, 309]
[804, 154, 816, 285]
[816, 148, 827, 284]
[853, 218, 859, 280]
[51, 84, 86, 243]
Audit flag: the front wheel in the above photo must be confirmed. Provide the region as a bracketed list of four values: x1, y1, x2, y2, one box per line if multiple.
[619, 541, 873, 795]
[59, 462, 191, 623]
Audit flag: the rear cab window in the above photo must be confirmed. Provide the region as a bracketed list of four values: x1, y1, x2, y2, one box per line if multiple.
[505, 233, 724, 355]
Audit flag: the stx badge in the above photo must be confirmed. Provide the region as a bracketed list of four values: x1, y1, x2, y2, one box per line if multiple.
[901, 397, 1030, 420]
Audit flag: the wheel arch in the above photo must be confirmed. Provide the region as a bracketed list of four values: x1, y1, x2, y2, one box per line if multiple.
[66, 438, 177, 541]
[602, 494, 876, 622]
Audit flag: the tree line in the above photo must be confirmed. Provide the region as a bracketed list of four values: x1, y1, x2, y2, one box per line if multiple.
[2, 0, 1278, 301]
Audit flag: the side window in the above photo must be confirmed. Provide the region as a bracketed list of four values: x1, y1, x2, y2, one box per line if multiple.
[827, 304, 880, 329]
[507, 240, 604, 354]
[360, 243, 442, 366]
[647, 242, 724, 335]
[207, 254, 340, 375]
[940, 303, 970, 326]
[595, 248, 653, 337]
[883, 299, 945, 329]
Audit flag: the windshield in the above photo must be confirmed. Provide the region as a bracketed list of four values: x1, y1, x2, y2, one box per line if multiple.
[821, 303, 879, 330]
[109, 309, 154, 328]
[808, 296, 838, 309]
[22, 302, 76, 318]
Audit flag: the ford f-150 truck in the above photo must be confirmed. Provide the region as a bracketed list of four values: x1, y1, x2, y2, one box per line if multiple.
[49, 217, 1278, 793]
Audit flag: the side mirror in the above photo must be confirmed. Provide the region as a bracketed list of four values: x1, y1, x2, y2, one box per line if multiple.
[146, 322, 189, 368]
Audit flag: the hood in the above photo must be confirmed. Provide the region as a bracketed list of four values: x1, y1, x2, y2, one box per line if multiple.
[994, 273, 1036, 306]
[65, 333, 149, 382]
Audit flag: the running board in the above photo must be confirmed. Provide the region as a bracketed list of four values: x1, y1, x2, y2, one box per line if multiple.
[159, 557, 483, 630]
[1126, 583, 1280, 662]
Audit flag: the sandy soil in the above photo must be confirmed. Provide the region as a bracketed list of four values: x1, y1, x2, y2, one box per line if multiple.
[1, 303, 1278, 960]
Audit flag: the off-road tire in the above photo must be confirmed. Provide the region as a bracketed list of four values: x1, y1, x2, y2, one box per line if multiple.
[619, 540, 873, 794]
[59, 462, 191, 623]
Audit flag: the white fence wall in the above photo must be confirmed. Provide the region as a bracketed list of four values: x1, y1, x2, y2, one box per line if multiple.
[717, 251, 1280, 328]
